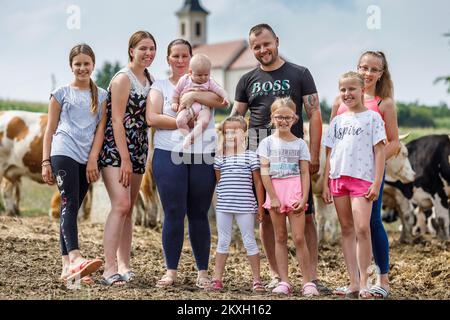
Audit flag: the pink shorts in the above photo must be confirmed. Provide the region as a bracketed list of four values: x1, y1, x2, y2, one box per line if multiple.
[329, 176, 372, 197]
[263, 176, 308, 214]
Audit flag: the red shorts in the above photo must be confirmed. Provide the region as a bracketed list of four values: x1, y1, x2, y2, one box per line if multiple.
[329, 176, 372, 197]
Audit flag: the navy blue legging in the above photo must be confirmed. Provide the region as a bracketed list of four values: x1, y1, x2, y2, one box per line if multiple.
[370, 174, 389, 274]
[152, 149, 216, 271]
[51, 155, 90, 256]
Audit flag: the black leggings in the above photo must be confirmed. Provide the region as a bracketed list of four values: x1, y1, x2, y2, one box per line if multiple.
[51, 155, 89, 256]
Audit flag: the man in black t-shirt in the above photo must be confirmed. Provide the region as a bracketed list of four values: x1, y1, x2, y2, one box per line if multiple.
[232, 24, 330, 294]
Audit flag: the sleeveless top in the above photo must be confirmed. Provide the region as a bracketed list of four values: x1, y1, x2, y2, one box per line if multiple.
[98, 67, 153, 174]
[337, 96, 383, 118]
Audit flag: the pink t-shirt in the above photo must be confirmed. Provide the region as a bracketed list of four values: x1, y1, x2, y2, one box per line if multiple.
[172, 74, 227, 103]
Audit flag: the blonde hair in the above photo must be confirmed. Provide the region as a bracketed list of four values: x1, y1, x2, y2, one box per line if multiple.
[340, 71, 365, 88]
[270, 97, 296, 115]
[69, 44, 98, 114]
[359, 51, 394, 99]
[217, 116, 248, 156]
[190, 53, 211, 72]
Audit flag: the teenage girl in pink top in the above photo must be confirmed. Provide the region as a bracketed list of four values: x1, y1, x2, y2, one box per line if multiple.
[331, 51, 399, 299]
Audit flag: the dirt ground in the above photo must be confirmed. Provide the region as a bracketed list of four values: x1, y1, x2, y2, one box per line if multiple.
[0, 215, 449, 300]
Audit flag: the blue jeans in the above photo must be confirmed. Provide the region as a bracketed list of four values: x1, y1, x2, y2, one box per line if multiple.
[370, 175, 390, 274]
[152, 149, 216, 271]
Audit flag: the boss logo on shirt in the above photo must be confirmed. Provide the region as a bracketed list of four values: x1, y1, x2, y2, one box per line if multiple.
[251, 80, 290, 96]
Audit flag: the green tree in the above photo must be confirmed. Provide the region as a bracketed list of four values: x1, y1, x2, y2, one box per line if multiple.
[95, 61, 122, 90]
[434, 32, 450, 93]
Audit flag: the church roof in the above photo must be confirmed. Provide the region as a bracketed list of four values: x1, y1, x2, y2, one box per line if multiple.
[193, 39, 258, 71]
[176, 0, 209, 15]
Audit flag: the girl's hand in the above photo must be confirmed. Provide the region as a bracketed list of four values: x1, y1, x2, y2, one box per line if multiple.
[364, 183, 380, 202]
[322, 185, 333, 204]
[119, 158, 133, 188]
[257, 207, 265, 223]
[292, 199, 307, 215]
[86, 158, 100, 183]
[41, 164, 54, 185]
[270, 197, 281, 213]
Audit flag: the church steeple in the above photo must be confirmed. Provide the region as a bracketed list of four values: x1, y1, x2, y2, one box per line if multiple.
[176, 0, 209, 46]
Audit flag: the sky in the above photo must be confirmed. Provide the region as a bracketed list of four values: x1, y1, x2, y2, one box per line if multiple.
[0, 0, 449, 106]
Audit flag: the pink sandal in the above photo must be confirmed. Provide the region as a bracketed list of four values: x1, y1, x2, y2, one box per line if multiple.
[272, 281, 292, 295]
[302, 282, 320, 297]
[252, 280, 266, 293]
[66, 258, 102, 282]
[206, 279, 223, 291]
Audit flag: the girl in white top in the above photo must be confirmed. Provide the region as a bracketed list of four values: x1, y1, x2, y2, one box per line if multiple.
[322, 71, 386, 298]
[208, 116, 265, 293]
[42, 43, 106, 284]
[257, 97, 319, 296]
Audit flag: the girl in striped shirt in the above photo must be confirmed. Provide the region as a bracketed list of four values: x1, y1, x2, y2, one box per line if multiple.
[208, 116, 265, 293]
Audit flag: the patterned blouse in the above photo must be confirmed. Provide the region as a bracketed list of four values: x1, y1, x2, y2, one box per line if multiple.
[99, 67, 153, 174]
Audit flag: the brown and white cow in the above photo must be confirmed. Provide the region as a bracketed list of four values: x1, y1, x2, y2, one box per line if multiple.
[0, 111, 47, 216]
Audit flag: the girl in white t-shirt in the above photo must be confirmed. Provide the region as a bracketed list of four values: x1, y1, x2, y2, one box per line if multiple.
[257, 97, 319, 297]
[322, 71, 386, 298]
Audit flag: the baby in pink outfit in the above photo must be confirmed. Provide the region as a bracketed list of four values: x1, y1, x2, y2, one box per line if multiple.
[172, 54, 229, 147]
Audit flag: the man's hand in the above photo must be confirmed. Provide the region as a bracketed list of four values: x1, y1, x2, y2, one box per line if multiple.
[309, 157, 320, 175]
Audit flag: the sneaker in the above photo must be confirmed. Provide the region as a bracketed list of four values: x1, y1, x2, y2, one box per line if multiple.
[312, 279, 333, 295]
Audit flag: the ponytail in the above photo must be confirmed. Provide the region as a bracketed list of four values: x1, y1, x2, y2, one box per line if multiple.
[144, 68, 152, 86]
[89, 78, 99, 114]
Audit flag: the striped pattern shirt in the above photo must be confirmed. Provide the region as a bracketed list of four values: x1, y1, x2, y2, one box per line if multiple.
[214, 150, 260, 214]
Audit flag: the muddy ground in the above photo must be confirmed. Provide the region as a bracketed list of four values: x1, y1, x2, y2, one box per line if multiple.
[0, 215, 448, 300]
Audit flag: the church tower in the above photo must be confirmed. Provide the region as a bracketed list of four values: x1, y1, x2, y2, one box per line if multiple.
[176, 0, 209, 46]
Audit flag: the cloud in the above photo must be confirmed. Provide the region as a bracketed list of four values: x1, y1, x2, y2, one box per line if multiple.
[0, 0, 448, 105]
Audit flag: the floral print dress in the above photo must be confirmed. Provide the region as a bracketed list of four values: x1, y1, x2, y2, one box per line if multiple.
[99, 68, 152, 174]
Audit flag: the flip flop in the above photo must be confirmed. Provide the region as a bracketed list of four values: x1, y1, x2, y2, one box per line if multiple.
[368, 285, 389, 299]
[196, 276, 211, 289]
[66, 258, 103, 282]
[359, 288, 373, 299]
[100, 273, 125, 286]
[156, 274, 176, 288]
[333, 286, 359, 299]
[121, 271, 135, 283]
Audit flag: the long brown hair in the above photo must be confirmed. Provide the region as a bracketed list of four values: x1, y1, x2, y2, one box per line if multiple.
[69, 44, 98, 114]
[128, 30, 156, 83]
[359, 51, 394, 99]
